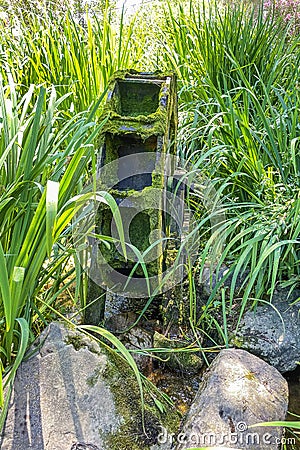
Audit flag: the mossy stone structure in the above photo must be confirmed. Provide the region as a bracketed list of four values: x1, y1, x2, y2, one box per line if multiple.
[85, 71, 180, 325]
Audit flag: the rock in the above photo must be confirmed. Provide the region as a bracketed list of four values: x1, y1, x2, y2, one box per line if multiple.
[271, 286, 300, 304]
[153, 332, 203, 375]
[200, 264, 231, 296]
[232, 300, 300, 372]
[121, 326, 153, 375]
[198, 264, 247, 298]
[105, 310, 138, 333]
[104, 292, 160, 331]
[104, 292, 131, 318]
[0, 322, 179, 450]
[174, 349, 288, 450]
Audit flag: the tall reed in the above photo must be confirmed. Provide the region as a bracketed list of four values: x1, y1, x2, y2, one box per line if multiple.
[161, 0, 300, 326]
[0, 7, 141, 114]
[0, 72, 127, 419]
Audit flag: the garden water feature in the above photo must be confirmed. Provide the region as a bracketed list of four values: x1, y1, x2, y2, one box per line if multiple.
[1, 2, 300, 449]
[81, 71, 300, 449]
[84, 70, 185, 324]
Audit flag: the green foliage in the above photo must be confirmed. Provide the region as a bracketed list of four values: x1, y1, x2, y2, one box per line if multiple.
[161, 0, 294, 97]
[0, 7, 140, 114]
[161, 0, 300, 329]
[0, 3, 147, 427]
[0, 72, 128, 420]
[0, 0, 299, 441]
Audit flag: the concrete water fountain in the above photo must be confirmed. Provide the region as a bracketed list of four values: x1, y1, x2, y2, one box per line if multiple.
[84, 70, 188, 326]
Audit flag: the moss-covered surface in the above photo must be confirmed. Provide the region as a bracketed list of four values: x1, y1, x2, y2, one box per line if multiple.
[118, 80, 161, 117]
[96, 187, 166, 278]
[65, 333, 88, 351]
[86, 364, 104, 387]
[99, 69, 177, 151]
[64, 329, 100, 355]
[63, 325, 179, 449]
[229, 334, 245, 348]
[101, 109, 168, 142]
[153, 331, 203, 375]
[89, 70, 178, 302]
[102, 345, 180, 450]
[160, 279, 189, 328]
[129, 211, 151, 252]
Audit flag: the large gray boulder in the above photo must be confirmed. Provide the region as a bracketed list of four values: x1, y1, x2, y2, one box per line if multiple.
[173, 349, 288, 450]
[0, 322, 179, 450]
[233, 299, 300, 372]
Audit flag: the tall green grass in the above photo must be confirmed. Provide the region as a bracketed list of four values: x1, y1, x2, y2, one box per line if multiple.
[0, 7, 141, 113]
[161, 1, 297, 98]
[0, 70, 124, 418]
[161, 0, 300, 328]
[0, 4, 150, 426]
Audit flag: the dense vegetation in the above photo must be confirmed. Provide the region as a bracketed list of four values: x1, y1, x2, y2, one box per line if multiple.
[0, 0, 299, 440]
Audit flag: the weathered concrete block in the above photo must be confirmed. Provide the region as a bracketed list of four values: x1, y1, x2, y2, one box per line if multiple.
[84, 71, 181, 316]
[174, 349, 288, 450]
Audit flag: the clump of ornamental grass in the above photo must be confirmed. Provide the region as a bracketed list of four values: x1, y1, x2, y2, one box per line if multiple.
[160, 0, 300, 332]
[0, 6, 141, 115]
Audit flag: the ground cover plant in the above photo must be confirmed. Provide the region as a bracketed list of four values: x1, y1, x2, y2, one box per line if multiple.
[0, 0, 299, 447]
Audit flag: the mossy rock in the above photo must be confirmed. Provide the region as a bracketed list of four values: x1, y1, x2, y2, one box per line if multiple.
[0, 322, 179, 450]
[153, 331, 203, 375]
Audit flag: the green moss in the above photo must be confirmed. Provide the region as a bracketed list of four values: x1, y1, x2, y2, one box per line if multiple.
[92, 69, 178, 286]
[102, 346, 180, 450]
[160, 281, 188, 327]
[86, 364, 104, 387]
[100, 109, 168, 142]
[118, 80, 160, 117]
[65, 334, 87, 351]
[100, 69, 176, 143]
[129, 211, 151, 253]
[64, 333, 100, 354]
[152, 171, 164, 188]
[229, 334, 245, 348]
[96, 188, 166, 277]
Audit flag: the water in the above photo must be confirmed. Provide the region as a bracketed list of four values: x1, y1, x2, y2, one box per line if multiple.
[147, 368, 200, 415]
[148, 365, 300, 449]
[286, 367, 300, 449]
